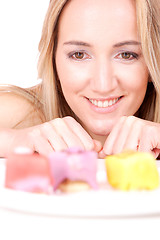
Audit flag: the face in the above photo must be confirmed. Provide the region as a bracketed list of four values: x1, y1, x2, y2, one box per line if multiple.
[55, 0, 149, 143]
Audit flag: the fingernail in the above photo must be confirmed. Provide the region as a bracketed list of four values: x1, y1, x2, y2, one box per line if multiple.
[98, 150, 106, 159]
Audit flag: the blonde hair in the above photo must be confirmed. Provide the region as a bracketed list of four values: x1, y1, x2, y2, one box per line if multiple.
[135, 0, 160, 122]
[36, 0, 160, 123]
[38, 0, 76, 122]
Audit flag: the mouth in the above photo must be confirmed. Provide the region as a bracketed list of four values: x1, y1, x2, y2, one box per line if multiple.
[88, 97, 122, 108]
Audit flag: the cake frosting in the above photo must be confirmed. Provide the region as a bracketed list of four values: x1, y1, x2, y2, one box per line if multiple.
[5, 152, 53, 194]
[105, 151, 159, 190]
[5, 147, 159, 194]
[49, 147, 98, 191]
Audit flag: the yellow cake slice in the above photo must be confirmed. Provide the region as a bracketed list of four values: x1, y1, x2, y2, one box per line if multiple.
[105, 151, 159, 190]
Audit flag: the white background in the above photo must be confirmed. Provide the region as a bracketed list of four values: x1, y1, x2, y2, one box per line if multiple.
[0, 1, 49, 88]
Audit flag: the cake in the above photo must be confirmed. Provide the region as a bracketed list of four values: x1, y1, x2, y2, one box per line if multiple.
[5, 147, 158, 194]
[49, 147, 98, 192]
[5, 149, 53, 194]
[5, 147, 98, 194]
[105, 151, 159, 190]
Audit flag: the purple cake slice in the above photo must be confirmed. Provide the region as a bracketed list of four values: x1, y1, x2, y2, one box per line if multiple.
[49, 147, 98, 192]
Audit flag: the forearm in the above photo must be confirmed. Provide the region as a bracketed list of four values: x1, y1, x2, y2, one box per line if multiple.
[0, 128, 14, 157]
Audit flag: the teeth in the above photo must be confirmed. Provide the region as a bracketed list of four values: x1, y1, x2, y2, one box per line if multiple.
[89, 98, 119, 108]
[103, 101, 108, 107]
[98, 101, 103, 107]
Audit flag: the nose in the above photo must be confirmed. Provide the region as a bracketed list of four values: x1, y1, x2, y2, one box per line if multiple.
[91, 58, 117, 93]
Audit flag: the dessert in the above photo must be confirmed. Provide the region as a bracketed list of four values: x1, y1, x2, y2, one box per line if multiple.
[105, 151, 159, 190]
[5, 150, 53, 194]
[49, 147, 98, 192]
[5, 147, 159, 194]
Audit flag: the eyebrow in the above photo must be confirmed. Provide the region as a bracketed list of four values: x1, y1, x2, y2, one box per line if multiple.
[63, 40, 141, 47]
[113, 41, 141, 47]
[63, 41, 92, 47]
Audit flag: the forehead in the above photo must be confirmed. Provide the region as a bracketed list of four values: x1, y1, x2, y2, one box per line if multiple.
[58, 0, 137, 44]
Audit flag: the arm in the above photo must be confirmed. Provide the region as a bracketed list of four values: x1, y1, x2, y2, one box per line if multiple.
[0, 91, 102, 157]
[0, 90, 43, 157]
[0, 91, 43, 129]
[0, 128, 13, 157]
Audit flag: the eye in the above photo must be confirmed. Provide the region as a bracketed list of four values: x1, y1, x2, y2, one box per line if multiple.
[74, 52, 85, 59]
[68, 51, 91, 61]
[116, 52, 139, 61]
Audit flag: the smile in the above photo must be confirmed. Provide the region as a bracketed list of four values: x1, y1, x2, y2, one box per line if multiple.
[88, 97, 120, 108]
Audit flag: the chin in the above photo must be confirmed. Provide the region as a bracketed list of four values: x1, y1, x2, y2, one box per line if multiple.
[82, 118, 114, 137]
[93, 130, 110, 137]
[88, 124, 112, 137]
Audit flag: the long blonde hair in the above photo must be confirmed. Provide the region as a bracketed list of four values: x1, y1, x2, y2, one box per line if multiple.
[38, 0, 75, 122]
[37, 0, 160, 122]
[135, 0, 160, 122]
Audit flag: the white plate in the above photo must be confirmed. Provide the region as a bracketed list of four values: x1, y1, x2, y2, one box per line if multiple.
[0, 158, 160, 218]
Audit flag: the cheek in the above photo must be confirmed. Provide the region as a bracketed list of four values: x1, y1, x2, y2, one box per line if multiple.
[117, 64, 149, 92]
[56, 58, 90, 93]
[61, 70, 87, 94]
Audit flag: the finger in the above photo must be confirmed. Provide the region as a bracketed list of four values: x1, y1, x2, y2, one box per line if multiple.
[28, 128, 55, 156]
[123, 118, 143, 151]
[125, 123, 160, 159]
[92, 139, 103, 153]
[98, 149, 106, 159]
[152, 148, 160, 159]
[52, 118, 88, 149]
[114, 116, 141, 153]
[103, 116, 128, 155]
[138, 126, 160, 158]
[63, 116, 95, 150]
[40, 122, 68, 151]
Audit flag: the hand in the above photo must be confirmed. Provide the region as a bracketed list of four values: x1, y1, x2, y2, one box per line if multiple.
[7, 116, 102, 157]
[99, 116, 160, 159]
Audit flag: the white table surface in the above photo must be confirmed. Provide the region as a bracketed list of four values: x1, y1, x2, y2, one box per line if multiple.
[0, 159, 160, 240]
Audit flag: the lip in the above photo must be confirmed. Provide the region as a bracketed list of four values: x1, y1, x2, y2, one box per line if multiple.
[86, 96, 123, 114]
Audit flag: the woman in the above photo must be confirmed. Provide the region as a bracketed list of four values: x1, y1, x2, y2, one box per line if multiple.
[0, 0, 160, 158]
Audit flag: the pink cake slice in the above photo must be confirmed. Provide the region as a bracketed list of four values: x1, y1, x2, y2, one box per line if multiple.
[49, 147, 98, 191]
[5, 152, 54, 194]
